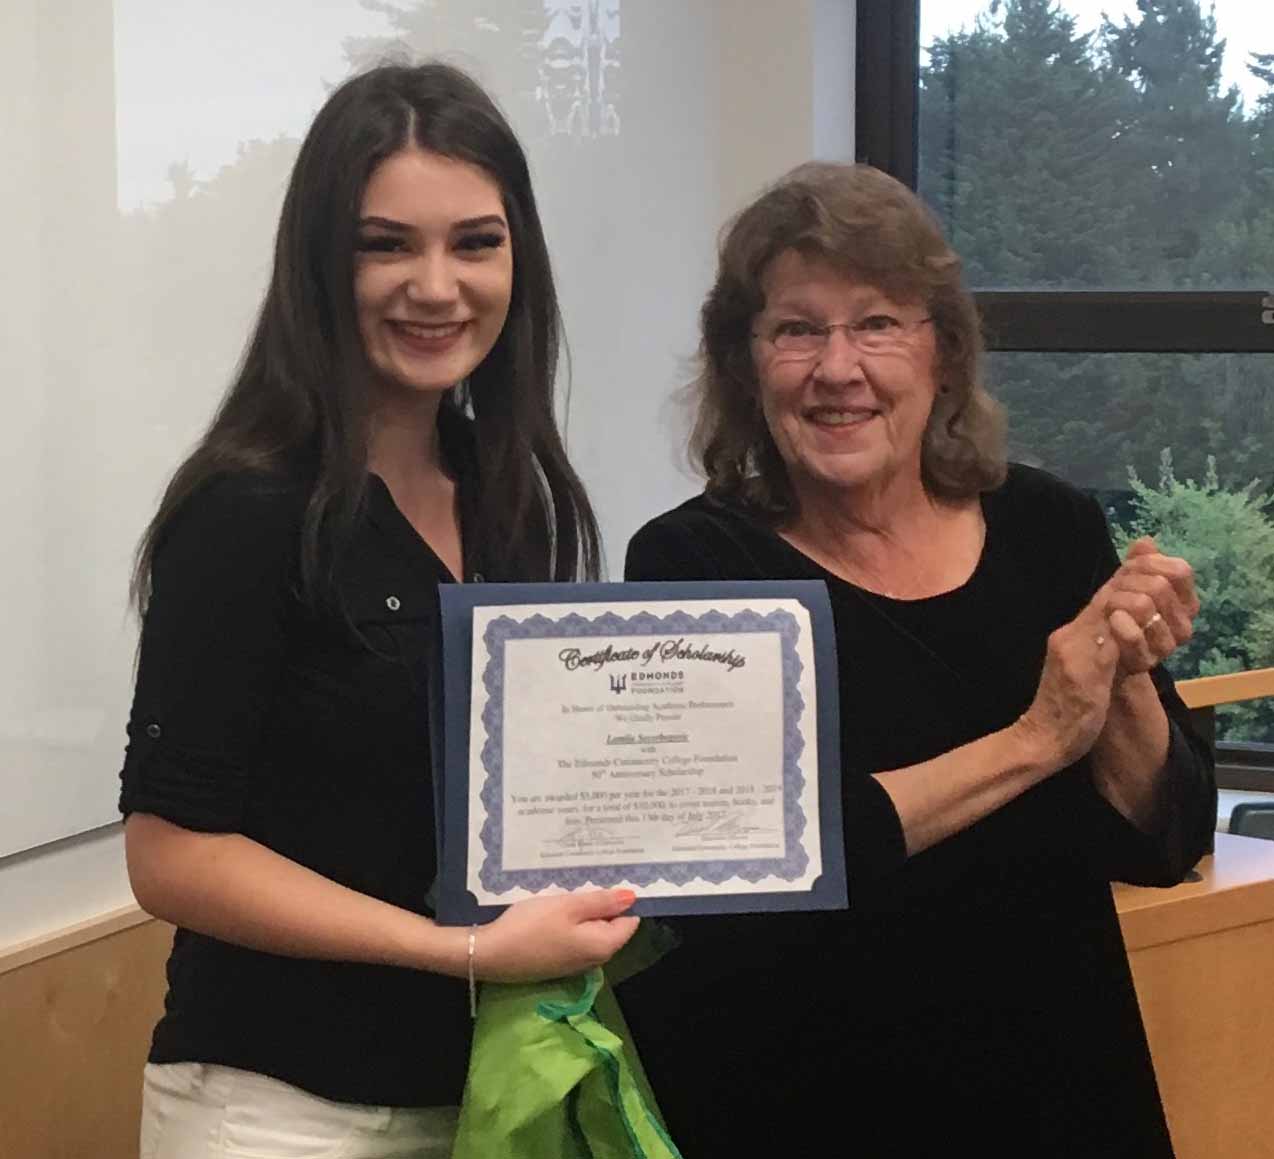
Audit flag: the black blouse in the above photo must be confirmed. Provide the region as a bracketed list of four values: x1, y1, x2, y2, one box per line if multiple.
[119, 440, 481, 1107]
[618, 464, 1215, 1158]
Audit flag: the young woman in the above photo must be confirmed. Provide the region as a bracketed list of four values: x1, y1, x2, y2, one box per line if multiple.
[121, 63, 637, 1158]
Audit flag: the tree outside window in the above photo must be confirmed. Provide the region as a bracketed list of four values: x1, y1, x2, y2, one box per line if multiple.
[911, 0, 1274, 744]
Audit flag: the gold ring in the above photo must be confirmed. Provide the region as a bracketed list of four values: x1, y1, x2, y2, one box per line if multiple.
[1144, 612, 1162, 630]
[1095, 634, 1106, 647]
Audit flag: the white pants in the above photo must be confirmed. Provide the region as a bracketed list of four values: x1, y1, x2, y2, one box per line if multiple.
[140, 1062, 458, 1159]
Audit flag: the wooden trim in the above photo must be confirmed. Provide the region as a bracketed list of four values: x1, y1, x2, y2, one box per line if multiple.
[1176, 668, 1274, 709]
[1114, 833, 1274, 951]
[0, 904, 151, 977]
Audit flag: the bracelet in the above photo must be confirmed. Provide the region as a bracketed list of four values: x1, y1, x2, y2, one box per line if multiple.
[467, 925, 478, 1019]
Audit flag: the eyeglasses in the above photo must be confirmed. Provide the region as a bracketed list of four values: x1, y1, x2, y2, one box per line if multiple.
[753, 314, 934, 357]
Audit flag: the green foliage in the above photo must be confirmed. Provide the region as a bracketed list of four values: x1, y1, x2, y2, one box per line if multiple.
[920, 3, 1274, 743]
[1100, 0, 1247, 274]
[921, 0, 1265, 288]
[990, 351, 1274, 494]
[920, 0, 1140, 288]
[919, 1, 1274, 499]
[1111, 450, 1274, 741]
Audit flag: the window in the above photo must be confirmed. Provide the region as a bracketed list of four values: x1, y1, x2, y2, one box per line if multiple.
[857, 0, 1274, 767]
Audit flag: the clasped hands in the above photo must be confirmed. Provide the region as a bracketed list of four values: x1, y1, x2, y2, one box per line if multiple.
[1020, 537, 1198, 769]
[1095, 536, 1198, 678]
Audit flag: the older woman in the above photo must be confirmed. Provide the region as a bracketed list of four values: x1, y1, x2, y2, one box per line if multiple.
[620, 163, 1214, 1158]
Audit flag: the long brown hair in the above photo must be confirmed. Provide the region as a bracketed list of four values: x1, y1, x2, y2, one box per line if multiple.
[692, 162, 1006, 521]
[133, 62, 600, 612]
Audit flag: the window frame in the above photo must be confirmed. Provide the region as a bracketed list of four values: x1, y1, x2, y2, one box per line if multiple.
[855, 0, 1274, 786]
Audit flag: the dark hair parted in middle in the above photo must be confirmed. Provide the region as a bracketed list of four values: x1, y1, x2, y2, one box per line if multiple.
[690, 161, 1006, 520]
[134, 62, 599, 615]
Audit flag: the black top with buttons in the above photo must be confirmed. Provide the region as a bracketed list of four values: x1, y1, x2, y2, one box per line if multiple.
[118, 428, 483, 1107]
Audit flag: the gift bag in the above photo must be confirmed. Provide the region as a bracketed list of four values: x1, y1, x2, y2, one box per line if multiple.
[453, 928, 682, 1159]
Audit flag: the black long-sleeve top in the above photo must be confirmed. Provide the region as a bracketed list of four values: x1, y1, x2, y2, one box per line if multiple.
[619, 464, 1215, 1158]
[118, 432, 482, 1107]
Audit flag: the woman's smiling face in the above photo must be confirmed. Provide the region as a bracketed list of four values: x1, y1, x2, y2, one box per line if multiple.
[751, 249, 940, 500]
[354, 147, 514, 400]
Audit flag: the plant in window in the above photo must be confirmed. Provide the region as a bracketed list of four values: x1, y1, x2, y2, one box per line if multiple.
[1112, 448, 1274, 741]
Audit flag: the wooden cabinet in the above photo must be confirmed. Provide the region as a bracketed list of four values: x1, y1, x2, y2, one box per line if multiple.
[0, 910, 171, 1159]
[1116, 833, 1274, 1159]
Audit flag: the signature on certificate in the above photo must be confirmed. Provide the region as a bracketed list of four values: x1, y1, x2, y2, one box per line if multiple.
[546, 816, 621, 847]
[673, 809, 775, 838]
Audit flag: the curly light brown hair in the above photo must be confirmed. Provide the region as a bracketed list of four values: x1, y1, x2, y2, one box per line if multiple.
[691, 162, 1006, 519]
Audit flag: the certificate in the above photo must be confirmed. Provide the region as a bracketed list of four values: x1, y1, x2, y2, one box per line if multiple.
[433, 581, 845, 922]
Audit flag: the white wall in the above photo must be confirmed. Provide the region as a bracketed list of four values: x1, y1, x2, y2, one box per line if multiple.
[0, 827, 134, 949]
[0, 0, 856, 949]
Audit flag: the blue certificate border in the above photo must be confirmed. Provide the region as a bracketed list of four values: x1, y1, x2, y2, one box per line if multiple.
[479, 606, 808, 891]
[434, 581, 846, 924]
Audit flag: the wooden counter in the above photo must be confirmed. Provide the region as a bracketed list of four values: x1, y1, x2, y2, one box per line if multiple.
[1115, 832, 1274, 1159]
[0, 909, 170, 1159]
[4, 837, 1273, 1159]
